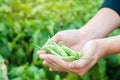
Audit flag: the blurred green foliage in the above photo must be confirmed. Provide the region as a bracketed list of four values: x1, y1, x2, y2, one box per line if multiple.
[0, 0, 120, 80]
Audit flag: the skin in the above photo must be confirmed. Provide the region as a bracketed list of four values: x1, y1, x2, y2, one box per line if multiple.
[37, 8, 120, 76]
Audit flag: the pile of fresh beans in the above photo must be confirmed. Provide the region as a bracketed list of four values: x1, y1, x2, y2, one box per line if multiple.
[41, 39, 81, 62]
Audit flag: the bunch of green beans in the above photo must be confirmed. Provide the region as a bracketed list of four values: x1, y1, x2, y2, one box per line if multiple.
[41, 39, 81, 62]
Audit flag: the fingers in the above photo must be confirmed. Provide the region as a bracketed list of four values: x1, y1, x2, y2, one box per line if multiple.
[39, 54, 71, 71]
[49, 67, 55, 71]
[40, 54, 67, 68]
[69, 41, 98, 75]
[68, 50, 95, 69]
[50, 33, 61, 43]
[43, 60, 59, 71]
[37, 50, 46, 55]
[39, 54, 60, 71]
[37, 32, 62, 56]
[81, 40, 97, 56]
[68, 57, 94, 69]
[39, 53, 97, 76]
[37, 40, 99, 76]
[67, 57, 98, 76]
[68, 40, 97, 69]
[77, 58, 98, 76]
[43, 60, 53, 67]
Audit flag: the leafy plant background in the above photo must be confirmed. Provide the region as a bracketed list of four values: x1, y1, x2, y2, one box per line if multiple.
[0, 0, 120, 80]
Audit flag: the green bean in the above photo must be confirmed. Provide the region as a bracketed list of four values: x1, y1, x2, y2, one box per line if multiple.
[42, 45, 68, 56]
[40, 39, 82, 62]
[60, 56, 78, 62]
[42, 39, 57, 48]
[74, 51, 81, 59]
[47, 48, 61, 57]
[46, 39, 58, 46]
[60, 44, 78, 56]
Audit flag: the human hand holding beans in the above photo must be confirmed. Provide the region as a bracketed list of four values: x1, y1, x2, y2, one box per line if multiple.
[37, 5, 120, 75]
[37, 30, 107, 75]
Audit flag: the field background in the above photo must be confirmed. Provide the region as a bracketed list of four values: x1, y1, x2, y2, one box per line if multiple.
[0, 0, 120, 80]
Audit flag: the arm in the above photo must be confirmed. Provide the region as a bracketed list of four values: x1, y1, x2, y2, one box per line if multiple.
[80, 8, 120, 40]
[98, 35, 120, 58]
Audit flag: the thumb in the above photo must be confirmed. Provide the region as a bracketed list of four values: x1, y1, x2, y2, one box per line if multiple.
[68, 41, 97, 69]
[68, 57, 94, 69]
[50, 33, 61, 43]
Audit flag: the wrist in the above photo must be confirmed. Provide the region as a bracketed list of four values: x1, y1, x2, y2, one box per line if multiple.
[78, 25, 105, 41]
[94, 35, 120, 59]
[90, 39, 107, 59]
[100, 36, 120, 55]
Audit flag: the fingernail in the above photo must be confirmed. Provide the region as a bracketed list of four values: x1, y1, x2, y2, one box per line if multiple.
[49, 68, 53, 71]
[43, 60, 46, 65]
[39, 54, 45, 58]
[49, 68, 52, 71]
[37, 51, 40, 55]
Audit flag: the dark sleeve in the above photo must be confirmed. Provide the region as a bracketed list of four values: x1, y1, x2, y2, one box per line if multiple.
[101, 0, 120, 15]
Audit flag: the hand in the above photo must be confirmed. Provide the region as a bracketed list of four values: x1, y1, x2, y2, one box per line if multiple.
[45, 29, 92, 51]
[38, 39, 106, 76]
[37, 29, 89, 64]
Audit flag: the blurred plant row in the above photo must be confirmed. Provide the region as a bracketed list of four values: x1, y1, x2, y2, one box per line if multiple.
[0, 0, 120, 80]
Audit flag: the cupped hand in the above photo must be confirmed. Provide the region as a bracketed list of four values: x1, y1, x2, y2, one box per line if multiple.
[38, 38, 106, 76]
[37, 29, 90, 61]
[45, 29, 90, 51]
